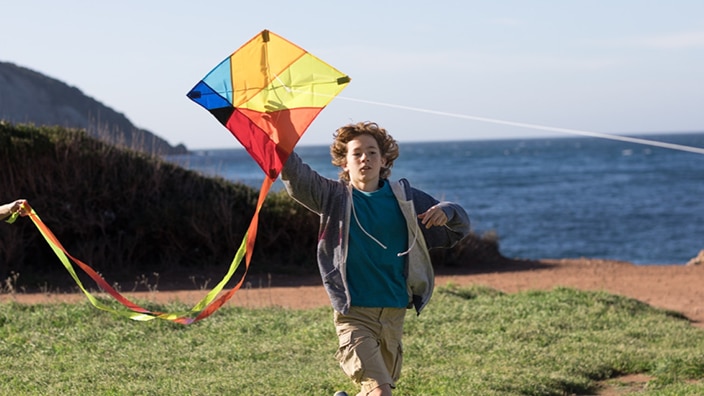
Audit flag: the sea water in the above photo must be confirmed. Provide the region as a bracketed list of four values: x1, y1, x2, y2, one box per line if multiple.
[166, 133, 704, 265]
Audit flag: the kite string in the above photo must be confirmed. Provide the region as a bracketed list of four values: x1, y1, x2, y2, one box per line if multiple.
[281, 87, 704, 156]
[338, 96, 704, 154]
[333, 96, 704, 156]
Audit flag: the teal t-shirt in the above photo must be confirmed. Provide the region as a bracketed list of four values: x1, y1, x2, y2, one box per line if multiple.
[347, 180, 408, 308]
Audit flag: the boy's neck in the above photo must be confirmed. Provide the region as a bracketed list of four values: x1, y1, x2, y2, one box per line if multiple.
[351, 178, 382, 192]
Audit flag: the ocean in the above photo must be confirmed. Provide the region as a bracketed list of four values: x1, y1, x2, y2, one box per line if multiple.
[166, 132, 704, 265]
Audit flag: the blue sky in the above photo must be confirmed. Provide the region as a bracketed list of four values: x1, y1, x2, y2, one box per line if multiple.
[4, 1, 704, 149]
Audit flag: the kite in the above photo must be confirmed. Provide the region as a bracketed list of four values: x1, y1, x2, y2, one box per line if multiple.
[187, 29, 350, 179]
[181, 29, 350, 321]
[11, 29, 349, 324]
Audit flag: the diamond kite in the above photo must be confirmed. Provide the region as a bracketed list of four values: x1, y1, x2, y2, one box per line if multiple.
[187, 29, 350, 178]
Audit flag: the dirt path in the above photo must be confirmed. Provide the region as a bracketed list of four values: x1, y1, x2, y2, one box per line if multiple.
[3, 258, 703, 328]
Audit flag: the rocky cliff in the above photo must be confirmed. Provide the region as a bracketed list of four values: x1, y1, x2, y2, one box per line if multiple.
[0, 61, 186, 155]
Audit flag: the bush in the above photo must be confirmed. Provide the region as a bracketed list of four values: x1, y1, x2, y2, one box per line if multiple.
[0, 121, 504, 290]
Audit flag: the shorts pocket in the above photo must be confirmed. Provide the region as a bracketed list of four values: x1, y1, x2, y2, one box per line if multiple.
[391, 342, 403, 382]
[334, 331, 364, 382]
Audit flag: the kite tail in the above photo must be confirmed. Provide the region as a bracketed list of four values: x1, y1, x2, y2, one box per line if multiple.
[20, 201, 160, 319]
[177, 175, 274, 324]
[13, 178, 272, 324]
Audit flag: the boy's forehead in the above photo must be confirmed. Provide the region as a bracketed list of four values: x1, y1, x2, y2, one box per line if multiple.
[346, 135, 379, 150]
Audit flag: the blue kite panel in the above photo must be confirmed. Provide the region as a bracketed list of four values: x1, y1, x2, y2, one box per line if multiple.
[203, 57, 234, 104]
[187, 81, 231, 110]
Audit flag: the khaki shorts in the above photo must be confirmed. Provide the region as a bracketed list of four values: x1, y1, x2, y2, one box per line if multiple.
[333, 307, 406, 394]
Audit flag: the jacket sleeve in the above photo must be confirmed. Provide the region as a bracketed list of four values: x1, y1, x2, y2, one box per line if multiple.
[408, 183, 470, 250]
[434, 200, 471, 248]
[281, 151, 336, 215]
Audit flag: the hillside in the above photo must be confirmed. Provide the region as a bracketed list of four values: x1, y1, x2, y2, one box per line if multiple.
[0, 61, 186, 155]
[0, 122, 315, 287]
[1, 123, 504, 290]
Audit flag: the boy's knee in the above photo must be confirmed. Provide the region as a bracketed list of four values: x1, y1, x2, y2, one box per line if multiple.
[364, 383, 392, 396]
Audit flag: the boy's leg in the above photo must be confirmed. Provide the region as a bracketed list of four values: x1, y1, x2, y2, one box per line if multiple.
[358, 383, 392, 396]
[334, 307, 405, 395]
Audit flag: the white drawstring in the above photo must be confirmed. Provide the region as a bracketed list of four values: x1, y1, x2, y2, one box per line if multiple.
[350, 190, 419, 256]
[396, 222, 418, 257]
[351, 195, 387, 250]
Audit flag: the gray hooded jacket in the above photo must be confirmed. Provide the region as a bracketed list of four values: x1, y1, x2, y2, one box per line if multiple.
[282, 152, 470, 315]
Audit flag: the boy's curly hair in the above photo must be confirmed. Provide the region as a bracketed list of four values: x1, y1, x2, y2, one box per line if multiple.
[330, 121, 399, 182]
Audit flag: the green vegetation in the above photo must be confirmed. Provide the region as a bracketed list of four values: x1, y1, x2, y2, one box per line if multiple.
[1, 286, 702, 395]
[0, 121, 501, 290]
[2, 122, 702, 395]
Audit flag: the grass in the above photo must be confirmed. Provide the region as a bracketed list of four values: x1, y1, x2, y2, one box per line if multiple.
[1, 285, 702, 395]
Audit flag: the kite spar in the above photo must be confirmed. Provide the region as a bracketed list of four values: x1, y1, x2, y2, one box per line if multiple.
[188, 29, 350, 178]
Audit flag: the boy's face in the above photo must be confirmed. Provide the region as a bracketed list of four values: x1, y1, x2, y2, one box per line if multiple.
[343, 134, 386, 190]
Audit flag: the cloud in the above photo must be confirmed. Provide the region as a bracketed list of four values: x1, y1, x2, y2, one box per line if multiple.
[641, 31, 704, 49]
[599, 31, 704, 50]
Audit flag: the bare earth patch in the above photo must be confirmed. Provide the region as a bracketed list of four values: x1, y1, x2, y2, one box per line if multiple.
[6, 258, 700, 327]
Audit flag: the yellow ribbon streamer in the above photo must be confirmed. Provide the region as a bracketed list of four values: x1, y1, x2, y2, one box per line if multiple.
[10, 175, 273, 324]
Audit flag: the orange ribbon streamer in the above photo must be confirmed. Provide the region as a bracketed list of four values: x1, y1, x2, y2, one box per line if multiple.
[10, 176, 273, 324]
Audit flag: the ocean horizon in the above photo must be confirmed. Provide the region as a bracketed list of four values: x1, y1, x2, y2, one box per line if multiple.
[166, 132, 704, 265]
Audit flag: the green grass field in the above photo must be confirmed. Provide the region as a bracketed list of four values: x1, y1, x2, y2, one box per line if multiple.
[1, 285, 703, 395]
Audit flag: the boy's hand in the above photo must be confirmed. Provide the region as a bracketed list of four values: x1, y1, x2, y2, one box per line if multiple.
[418, 206, 447, 229]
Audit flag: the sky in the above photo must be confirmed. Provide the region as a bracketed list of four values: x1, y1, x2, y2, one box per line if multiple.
[3, 1, 704, 150]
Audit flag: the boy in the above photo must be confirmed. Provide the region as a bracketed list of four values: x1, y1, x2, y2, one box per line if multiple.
[281, 122, 470, 395]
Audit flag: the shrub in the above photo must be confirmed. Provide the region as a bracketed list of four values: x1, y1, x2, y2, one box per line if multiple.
[0, 121, 504, 290]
